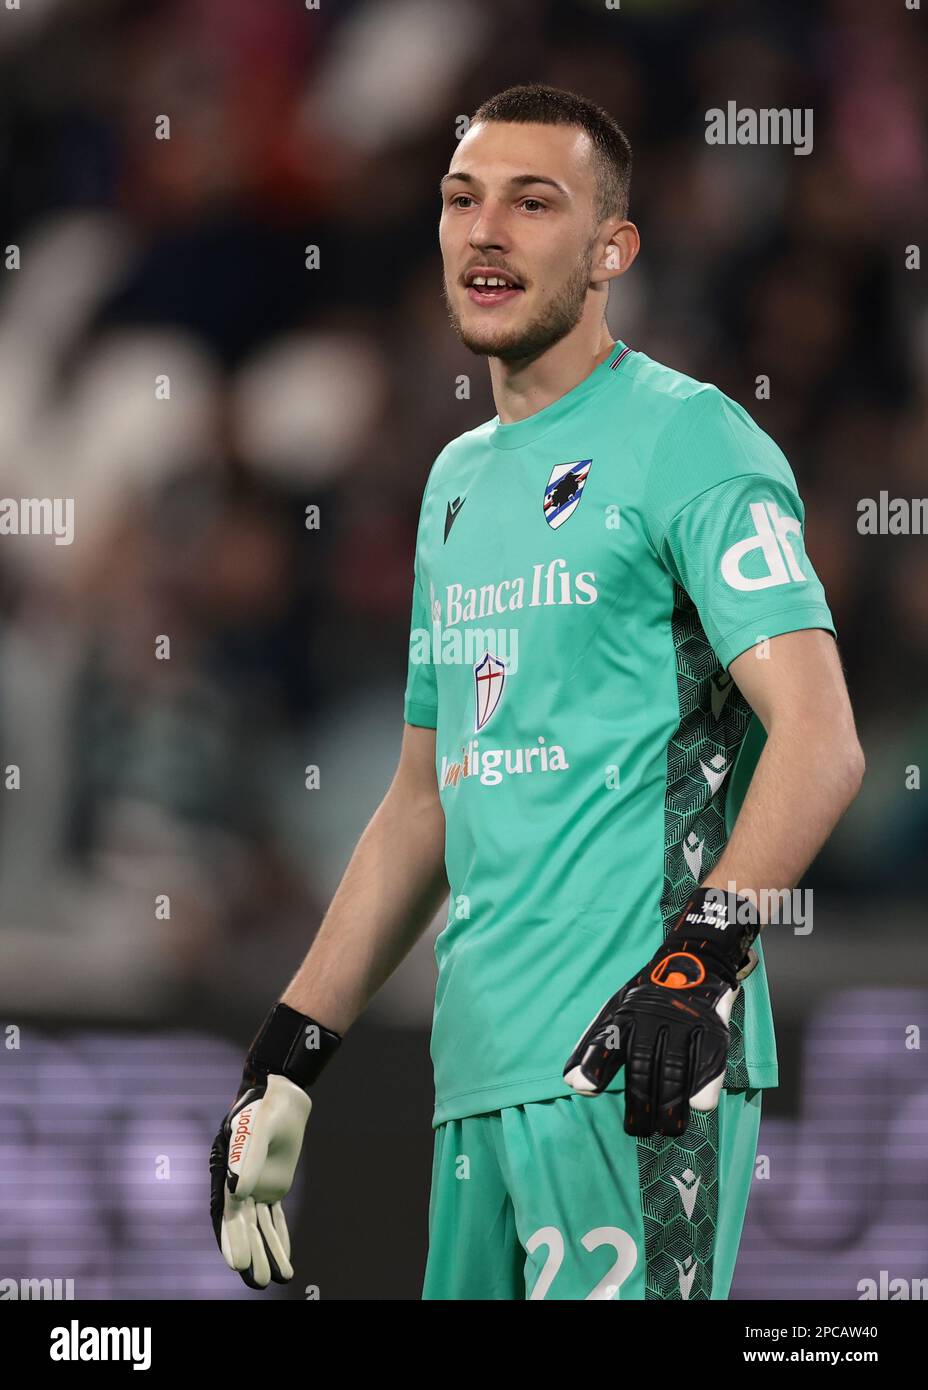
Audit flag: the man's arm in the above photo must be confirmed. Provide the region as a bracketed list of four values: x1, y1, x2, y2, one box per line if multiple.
[209, 723, 446, 1288]
[563, 627, 865, 1136]
[280, 721, 448, 1033]
[703, 629, 865, 911]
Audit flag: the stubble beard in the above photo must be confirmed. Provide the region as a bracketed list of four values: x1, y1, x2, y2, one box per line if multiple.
[443, 238, 597, 366]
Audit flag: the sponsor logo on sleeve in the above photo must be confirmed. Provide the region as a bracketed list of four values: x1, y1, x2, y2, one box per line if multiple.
[721, 501, 806, 591]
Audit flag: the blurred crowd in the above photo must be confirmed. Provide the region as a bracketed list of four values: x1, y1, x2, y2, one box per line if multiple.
[0, 0, 925, 1022]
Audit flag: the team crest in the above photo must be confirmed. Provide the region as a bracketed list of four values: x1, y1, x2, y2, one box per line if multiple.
[474, 650, 506, 731]
[543, 458, 592, 529]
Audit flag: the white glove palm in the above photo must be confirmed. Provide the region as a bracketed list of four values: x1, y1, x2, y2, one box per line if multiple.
[211, 1073, 312, 1289]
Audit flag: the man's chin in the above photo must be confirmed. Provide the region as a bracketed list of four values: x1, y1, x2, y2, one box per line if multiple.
[457, 323, 533, 360]
[460, 334, 509, 358]
[453, 303, 582, 363]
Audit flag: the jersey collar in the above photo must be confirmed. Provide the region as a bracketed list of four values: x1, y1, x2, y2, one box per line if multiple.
[487, 340, 631, 452]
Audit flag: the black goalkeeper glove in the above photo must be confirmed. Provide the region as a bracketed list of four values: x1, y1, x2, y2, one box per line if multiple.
[563, 887, 760, 1138]
[209, 1002, 341, 1289]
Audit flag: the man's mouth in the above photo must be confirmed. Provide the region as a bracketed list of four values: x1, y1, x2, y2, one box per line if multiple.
[464, 272, 525, 307]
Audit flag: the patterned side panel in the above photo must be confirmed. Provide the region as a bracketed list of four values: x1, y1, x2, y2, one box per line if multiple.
[661, 582, 754, 1084]
[639, 584, 754, 1299]
[638, 1108, 720, 1300]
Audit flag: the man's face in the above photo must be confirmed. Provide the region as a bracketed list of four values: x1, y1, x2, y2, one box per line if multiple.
[439, 121, 602, 363]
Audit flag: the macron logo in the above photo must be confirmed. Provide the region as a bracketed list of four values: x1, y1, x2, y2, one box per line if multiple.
[721, 501, 806, 592]
[671, 1167, 702, 1220]
[444, 496, 465, 543]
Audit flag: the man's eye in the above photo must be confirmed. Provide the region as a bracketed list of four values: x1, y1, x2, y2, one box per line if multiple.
[447, 195, 546, 211]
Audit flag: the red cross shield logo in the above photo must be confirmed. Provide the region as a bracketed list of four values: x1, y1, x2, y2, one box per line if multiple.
[474, 650, 506, 731]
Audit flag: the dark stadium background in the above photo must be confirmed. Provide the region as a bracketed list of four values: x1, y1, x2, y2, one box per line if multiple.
[1, 0, 926, 1300]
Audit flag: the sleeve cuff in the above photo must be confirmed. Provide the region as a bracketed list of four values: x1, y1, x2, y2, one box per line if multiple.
[404, 699, 438, 729]
[715, 604, 837, 671]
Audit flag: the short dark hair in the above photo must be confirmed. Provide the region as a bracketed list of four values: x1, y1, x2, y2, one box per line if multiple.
[470, 83, 632, 223]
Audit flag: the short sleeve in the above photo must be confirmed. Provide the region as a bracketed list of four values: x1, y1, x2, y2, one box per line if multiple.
[403, 553, 438, 727]
[646, 389, 836, 670]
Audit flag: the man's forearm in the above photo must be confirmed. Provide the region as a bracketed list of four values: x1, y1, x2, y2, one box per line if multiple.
[703, 720, 864, 920]
[280, 781, 448, 1034]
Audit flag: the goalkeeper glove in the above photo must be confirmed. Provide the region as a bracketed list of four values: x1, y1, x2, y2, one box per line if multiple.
[209, 1002, 341, 1289]
[563, 887, 760, 1138]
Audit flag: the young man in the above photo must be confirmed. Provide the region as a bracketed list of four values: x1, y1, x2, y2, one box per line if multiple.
[210, 84, 864, 1300]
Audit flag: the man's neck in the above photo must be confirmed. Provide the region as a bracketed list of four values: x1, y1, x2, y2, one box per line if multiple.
[489, 327, 617, 425]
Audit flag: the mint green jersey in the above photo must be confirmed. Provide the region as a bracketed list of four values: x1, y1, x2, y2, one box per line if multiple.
[404, 341, 835, 1127]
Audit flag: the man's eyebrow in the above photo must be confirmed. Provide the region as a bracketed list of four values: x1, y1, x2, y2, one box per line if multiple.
[439, 171, 569, 197]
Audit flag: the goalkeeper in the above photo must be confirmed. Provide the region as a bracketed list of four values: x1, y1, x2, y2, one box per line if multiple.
[210, 85, 865, 1299]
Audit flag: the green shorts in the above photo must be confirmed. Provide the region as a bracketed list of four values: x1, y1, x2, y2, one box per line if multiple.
[423, 1087, 762, 1300]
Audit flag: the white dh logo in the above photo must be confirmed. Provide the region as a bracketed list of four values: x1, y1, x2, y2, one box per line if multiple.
[721, 501, 806, 592]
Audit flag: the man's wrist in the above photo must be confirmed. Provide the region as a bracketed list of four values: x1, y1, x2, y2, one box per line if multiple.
[669, 885, 761, 977]
[242, 1002, 342, 1094]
